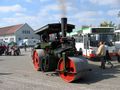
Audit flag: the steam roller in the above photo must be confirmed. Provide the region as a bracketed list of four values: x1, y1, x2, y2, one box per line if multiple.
[32, 17, 91, 82]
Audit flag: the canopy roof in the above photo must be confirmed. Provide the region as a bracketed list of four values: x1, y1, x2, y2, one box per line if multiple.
[35, 23, 75, 35]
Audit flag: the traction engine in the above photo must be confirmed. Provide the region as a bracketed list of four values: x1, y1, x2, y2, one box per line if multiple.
[32, 17, 91, 82]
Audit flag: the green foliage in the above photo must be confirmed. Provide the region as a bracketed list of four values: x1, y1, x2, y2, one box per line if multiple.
[100, 21, 115, 27]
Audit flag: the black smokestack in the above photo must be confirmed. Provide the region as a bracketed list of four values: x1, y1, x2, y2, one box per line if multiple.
[61, 17, 67, 37]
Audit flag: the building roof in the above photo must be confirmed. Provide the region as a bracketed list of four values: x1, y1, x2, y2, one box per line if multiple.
[0, 24, 24, 36]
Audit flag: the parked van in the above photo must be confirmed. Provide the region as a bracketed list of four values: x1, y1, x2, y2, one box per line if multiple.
[18, 39, 40, 47]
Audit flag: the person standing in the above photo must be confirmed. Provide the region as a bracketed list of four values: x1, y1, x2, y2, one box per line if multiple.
[24, 43, 27, 52]
[96, 41, 106, 69]
[105, 44, 113, 68]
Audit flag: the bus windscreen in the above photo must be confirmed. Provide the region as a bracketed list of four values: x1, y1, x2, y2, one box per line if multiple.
[90, 34, 114, 46]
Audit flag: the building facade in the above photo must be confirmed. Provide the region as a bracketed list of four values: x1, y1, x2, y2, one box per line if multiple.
[0, 23, 40, 44]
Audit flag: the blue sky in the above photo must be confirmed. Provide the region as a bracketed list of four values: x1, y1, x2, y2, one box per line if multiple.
[0, 0, 120, 30]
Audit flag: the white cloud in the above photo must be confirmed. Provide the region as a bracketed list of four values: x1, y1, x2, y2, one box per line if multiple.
[74, 11, 103, 19]
[0, 14, 38, 30]
[0, 4, 26, 13]
[44, 4, 60, 12]
[0, 3, 61, 29]
[39, 0, 50, 2]
[1, 15, 36, 23]
[26, 0, 32, 3]
[42, 3, 74, 13]
[38, 2, 76, 18]
[67, 10, 104, 27]
[15, 13, 26, 16]
[107, 9, 120, 17]
[89, 0, 120, 7]
[0, 10, 104, 29]
[0, 10, 56, 29]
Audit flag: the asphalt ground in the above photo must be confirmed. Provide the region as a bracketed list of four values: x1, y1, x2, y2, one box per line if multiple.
[0, 48, 120, 90]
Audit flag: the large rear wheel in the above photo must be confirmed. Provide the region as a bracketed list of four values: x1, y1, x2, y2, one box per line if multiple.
[33, 51, 41, 71]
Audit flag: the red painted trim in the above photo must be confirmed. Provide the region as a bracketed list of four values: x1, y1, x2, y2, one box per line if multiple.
[83, 54, 96, 58]
[109, 53, 117, 56]
[89, 54, 96, 58]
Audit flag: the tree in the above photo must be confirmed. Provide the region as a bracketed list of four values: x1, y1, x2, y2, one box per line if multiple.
[100, 21, 115, 27]
[109, 21, 115, 27]
[100, 21, 109, 27]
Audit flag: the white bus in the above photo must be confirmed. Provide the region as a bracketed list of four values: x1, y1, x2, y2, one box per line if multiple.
[114, 29, 120, 51]
[71, 27, 116, 60]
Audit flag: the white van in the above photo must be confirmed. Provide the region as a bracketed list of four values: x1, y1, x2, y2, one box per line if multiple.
[18, 39, 40, 47]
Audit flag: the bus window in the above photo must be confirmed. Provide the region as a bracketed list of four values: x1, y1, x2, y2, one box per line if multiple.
[115, 32, 120, 41]
[74, 36, 83, 43]
[84, 35, 89, 49]
[99, 34, 114, 46]
[89, 34, 114, 47]
[89, 34, 99, 47]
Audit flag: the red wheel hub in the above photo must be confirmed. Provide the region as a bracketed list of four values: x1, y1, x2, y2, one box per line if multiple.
[58, 58, 76, 82]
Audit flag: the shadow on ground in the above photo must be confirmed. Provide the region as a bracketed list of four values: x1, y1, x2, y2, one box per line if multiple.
[0, 73, 13, 75]
[73, 63, 120, 84]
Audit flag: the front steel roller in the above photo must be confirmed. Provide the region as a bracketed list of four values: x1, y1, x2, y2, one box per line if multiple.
[32, 49, 45, 71]
[58, 56, 90, 82]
